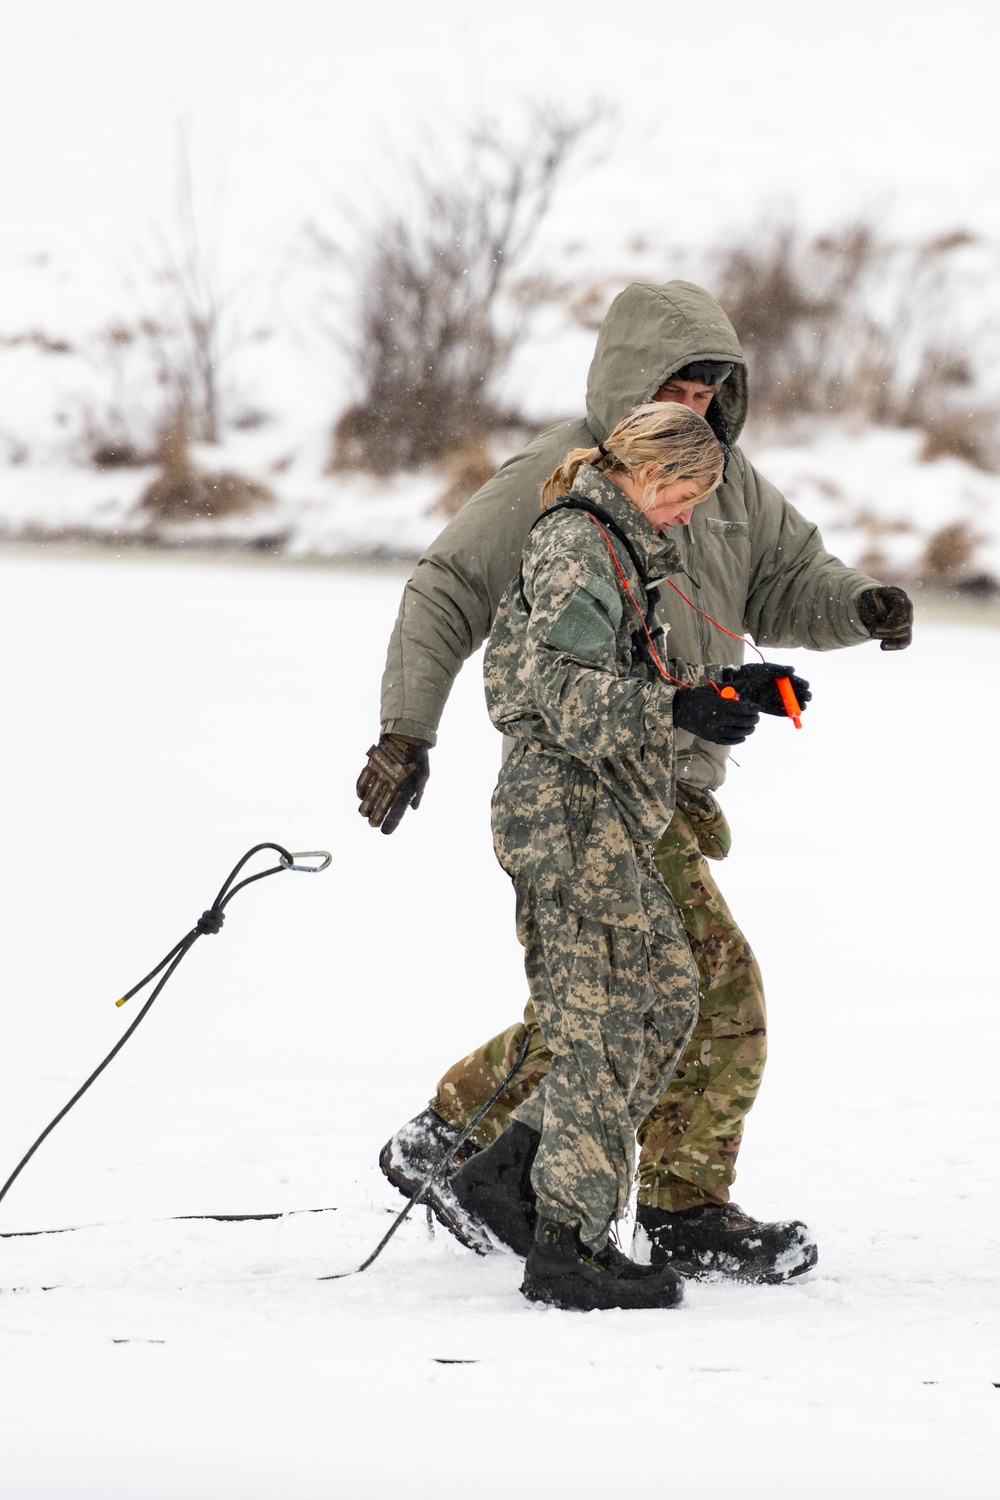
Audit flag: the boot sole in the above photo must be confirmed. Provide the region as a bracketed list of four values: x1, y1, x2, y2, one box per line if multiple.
[379, 1139, 495, 1256]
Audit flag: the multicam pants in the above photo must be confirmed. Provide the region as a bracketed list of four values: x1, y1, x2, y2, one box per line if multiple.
[433, 785, 768, 1212]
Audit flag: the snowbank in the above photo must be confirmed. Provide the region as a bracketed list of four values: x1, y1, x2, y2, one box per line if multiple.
[3, 400, 999, 591]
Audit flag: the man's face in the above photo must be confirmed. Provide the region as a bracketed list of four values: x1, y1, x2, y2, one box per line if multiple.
[653, 377, 721, 417]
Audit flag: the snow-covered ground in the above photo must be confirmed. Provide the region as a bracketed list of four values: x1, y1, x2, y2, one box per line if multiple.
[0, 550, 997, 1498]
[7, 417, 1000, 588]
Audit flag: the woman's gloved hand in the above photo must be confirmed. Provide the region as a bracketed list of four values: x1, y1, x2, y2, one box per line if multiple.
[719, 663, 812, 716]
[356, 733, 431, 834]
[672, 685, 760, 745]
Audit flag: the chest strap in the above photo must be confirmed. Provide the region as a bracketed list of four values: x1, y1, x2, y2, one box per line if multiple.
[519, 497, 656, 610]
[517, 495, 665, 673]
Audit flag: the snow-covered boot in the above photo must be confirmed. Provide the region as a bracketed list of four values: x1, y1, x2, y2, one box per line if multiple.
[636, 1202, 818, 1283]
[521, 1218, 686, 1311]
[378, 1107, 489, 1253]
[449, 1121, 540, 1256]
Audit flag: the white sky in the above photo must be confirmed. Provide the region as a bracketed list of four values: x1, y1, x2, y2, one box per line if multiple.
[4, 0, 1000, 276]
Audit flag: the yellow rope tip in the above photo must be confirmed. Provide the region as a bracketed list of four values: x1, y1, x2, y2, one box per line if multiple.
[115, 998, 127, 1008]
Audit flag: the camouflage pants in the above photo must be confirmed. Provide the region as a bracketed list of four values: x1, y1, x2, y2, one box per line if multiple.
[434, 786, 767, 1211]
[508, 881, 698, 1249]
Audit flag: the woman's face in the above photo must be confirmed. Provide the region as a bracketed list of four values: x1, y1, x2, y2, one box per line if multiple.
[641, 475, 708, 531]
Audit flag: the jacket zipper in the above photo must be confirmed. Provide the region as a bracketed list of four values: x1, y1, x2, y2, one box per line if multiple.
[678, 527, 712, 662]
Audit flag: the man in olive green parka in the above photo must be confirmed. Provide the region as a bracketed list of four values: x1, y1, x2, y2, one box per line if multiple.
[358, 280, 912, 1282]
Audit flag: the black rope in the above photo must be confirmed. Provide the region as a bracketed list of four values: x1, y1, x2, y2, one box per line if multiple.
[1, 838, 525, 1283]
[321, 1028, 534, 1280]
[0, 1205, 344, 1240]
[0, 842, 324, 1212]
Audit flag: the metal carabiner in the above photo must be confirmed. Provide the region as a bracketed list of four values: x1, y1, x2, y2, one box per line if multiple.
[279, 850, 333, 874]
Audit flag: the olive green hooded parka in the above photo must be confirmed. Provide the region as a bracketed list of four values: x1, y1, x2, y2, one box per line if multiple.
[380, 280, 878, 791]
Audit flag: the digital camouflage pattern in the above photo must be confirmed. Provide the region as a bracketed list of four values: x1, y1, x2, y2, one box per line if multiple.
[508, 883, 698, 1249]
[481, 469, 703, 1246]
[486, 464, 712, 855]
[387, 280, 880, 1219]
[380, 279, 878, 797]
[434, 787, 767, 1213]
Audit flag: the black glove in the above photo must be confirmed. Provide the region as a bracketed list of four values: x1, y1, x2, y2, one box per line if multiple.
[720, 662, 812, 716]
[672, 684, 760, 745]
[856, 586, 913, 651]
[356, 733, 431, 834]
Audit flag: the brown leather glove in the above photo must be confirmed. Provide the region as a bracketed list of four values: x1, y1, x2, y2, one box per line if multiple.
[856, 586, 913, 651]
[356, 733, 431, 834]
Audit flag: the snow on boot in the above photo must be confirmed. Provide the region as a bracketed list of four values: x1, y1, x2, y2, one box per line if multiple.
[636, 1202, 818, 1284]
[450, 1120, 540, 1256]
[521, 1218, 686, 1311]
[378, 1107, 490, 1254]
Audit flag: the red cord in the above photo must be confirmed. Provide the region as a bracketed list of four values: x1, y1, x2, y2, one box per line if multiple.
[665, 577, 765, 662]
[584, 517, 687, 686]
[584, 515, 763, 688]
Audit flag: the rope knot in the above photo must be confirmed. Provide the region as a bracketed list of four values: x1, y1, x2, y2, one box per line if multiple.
[196, 909, 225, 937]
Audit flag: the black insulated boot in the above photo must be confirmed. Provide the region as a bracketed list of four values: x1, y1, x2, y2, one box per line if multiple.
[379, 1107, 489, 1254]
[450, 1121, 540, 1256]
[521, 1218, 686, 1311]
[636, 1202, 818, 1283]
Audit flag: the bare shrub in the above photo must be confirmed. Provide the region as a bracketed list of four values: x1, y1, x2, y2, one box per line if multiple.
[918, 409, 993, 467]
[564, 276, 627, 333]
[0, 330, 73, 355]
[328, 106, 607, 479]
[851, 510, 916, 583]
[712, 223, 999, 469]
[138, 416, 274, 523]
[137, 132, 234, 444]
[920, 521, 978, 583]
[80, 131, 265, 468]
[91, 441, 149, 469]
[433, 439, 500, 516]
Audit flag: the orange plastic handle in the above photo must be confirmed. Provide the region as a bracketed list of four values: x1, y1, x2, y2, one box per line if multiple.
[776, 675, 803, 729]
[719, 685, 739, 700]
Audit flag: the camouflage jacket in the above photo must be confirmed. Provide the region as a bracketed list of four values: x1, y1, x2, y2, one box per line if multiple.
[381, 280, 880, 792]
[486, 467, 711, 921]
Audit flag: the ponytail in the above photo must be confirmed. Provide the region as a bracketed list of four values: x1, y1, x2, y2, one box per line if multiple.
[539, 445, 604, 510]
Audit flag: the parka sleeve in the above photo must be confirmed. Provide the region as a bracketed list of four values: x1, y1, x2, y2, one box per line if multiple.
[519, 518, 682, 762]
[379, 424, 585, 745]
[740, 457, 881, 651]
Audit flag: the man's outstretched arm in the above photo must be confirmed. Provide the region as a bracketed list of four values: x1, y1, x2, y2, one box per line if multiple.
[740, 456, 912, 652]
[358, 421, 589, 831]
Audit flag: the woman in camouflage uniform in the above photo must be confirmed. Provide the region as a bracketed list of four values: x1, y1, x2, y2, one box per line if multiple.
[458, 404, 763, 1310]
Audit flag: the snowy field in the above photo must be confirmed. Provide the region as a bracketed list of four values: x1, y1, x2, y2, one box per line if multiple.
[0, 549, 997, 1497]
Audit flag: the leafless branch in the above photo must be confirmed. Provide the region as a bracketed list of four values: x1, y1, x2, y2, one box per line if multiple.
[328, 103, 611, 476]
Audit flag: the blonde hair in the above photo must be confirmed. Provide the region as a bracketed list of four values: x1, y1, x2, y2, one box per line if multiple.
[540, 402, 724, 512]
